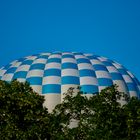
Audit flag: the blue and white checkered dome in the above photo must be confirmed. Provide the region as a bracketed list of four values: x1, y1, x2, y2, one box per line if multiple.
[0, 52, 140, 111]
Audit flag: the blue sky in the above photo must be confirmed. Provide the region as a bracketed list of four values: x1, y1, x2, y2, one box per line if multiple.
[0, 0, 140, 80]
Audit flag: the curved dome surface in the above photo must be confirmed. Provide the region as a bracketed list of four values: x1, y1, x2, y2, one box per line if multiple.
[0, 52, 140, 111]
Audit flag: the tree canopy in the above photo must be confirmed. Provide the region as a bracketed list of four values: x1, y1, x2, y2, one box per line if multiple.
[0, 80, 50, 140]
[0, 80, 140, 140]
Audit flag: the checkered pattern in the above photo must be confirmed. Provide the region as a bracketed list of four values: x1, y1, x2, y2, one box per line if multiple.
[0, 52, 140, 111]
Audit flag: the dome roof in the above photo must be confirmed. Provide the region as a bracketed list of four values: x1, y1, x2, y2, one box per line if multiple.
[0, 52, 140, 111]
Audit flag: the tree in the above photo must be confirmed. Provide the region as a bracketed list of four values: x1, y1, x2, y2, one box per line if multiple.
[51, 85, 140, 140]
[0, 80, 50, 140]
[1, 80, 140, 140]
[124, 96, 140, 140]
[50, 87, 89, 140]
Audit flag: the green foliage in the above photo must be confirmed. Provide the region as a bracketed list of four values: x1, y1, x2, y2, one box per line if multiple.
[124, 96, 140, 140]
[51, 85, 140, 140]
[0, 80, 50, 140]
[0, 80, 140, 140]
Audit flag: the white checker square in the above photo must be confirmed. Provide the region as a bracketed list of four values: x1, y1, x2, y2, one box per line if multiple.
[127, 71, 135, 78]
[0, 69, 6, 77]
[129, 91, 137, 97]
[26, 70, 44, 78]
[80, 77, 98, 85]
[62, 52, 72, 55]
[16, 65, 30, 72]
[25, 56, 37, 60]
[113, 80, 128, 92]
[13, 62, 22, 67]
[90, 59, 102, 65]
[2, 74, 13, 81]
[97, 57, 108, 61]
[43, 76, 61, 84]
[83, 53, 93, 56]
[45, 63, 61, 69]
[106, 66, 119, 73]
[62, 69, 79, 77]
[78, 63, 93, 70]
[95, 71, 111, 79]
[98, 86, 107, 92]
[31, 85, 42, 94]
[16, 78, 26, 83]
[112, 63, 123, 69]
[48, 54, 61, 59]
[40, 53, 51, 56]
[122, 75, 133, 83]
[75, 55, 86, 59]
[10, 60, 18, 65]
[44, 94, 61, 112]
[62, 58, 77, 63]
[32, 58, 47, 64]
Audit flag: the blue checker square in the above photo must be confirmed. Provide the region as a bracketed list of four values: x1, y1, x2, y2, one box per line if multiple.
[118, 69, 129, 75]
[62, 54, 75, 58]
[38, 55, 49, 59]
[42, 84, 61, 94]
[62, 76, 80, 85]
[79, 69, 96, 77]
[27, 77, 42, 85]
[29, 64, 45, 70]
[98, 78, 113, 86]
[5, 67, 17, 74]
[21, 60, 34, 65]
[47, 58, 61, 63]
[102, 61, 113, 66]
[13, 71, 28, 79]
[110, 73, 123, 80]
[62, 63, 78, 69]
[44, 69, 61, 76]
[93, 64, 108, 71]
[77, 58, 90, 64]
[81, 85, 98, 94]
[127, 83, 137, 91]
